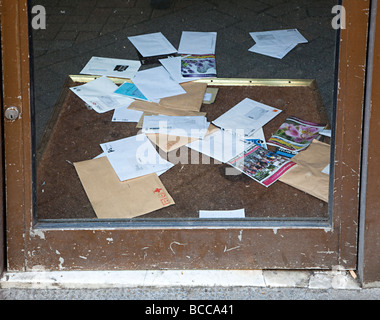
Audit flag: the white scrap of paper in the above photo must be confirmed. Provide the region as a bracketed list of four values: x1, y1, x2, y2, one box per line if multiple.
[70, 76, 135, 113]
[322, 164, 330, 175]
[100, 134, 174, 181]
[128, 32, 177, 57]
[320, 129, 332, 137]
[178, 31, 217, 54]
[80, 56, 141, 79]
[199, 208, 245, 219]
[212, 98, 282, 137]
[132, 66, 186, 101]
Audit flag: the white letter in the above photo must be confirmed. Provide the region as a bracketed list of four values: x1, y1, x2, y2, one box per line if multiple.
[31, 5, 46, 30]
[332, 5, 346, 30]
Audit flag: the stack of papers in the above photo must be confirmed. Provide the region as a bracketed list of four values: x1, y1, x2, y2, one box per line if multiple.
[100, 134, 174, 181]
[70, 76, 136, 113]
[142, 115, 210, 139]
[249, 29, 308, 59]
[212, 97, 282, 137]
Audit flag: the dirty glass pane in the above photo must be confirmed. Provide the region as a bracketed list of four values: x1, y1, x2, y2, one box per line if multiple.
[31, 0, 340, 224]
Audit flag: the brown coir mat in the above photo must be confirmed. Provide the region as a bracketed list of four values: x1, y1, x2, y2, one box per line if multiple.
[36, 77, 330, 220]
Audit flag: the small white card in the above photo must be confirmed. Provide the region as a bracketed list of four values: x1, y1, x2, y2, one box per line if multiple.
[199, 209, 245, 219]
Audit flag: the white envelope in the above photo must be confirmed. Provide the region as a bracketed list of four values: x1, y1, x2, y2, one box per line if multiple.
[142, 115, 210, 138]
[80, 56, 141, 79]
[132, 66, 186, 101]
[70, 76, 135, 113]
[128, 32, 177, 57]
[187, 128, 266, 163]
[212, 98, 282, 137]
[249, 29, 307, 47]
[249, 42, 298, 59]
[100, 134, 174, 181]
[112, 107, 143, 122]
[249, 29, 307, 59]
[178, 31, 217, 54]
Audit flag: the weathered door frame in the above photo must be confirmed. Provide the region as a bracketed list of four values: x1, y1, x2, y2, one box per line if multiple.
[0, 0, 371, 273]
[358, 0, 380, 287]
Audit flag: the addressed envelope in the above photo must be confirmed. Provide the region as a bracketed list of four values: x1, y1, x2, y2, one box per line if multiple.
[80, 56, 141, 79]
[142, 115, 210, 138]
[212, 97, 282, 137]
[70, 76, 134, 113]
[74, 156, 175, 219]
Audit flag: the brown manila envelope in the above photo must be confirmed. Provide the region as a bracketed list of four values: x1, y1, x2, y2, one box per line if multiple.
[74, 156, 175, 219]
[128, 81, 207, 116]
[279, 139, 330, 202]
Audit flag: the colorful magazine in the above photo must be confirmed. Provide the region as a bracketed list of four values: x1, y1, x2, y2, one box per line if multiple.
[181, 54, 216, 78]
[267, 116, 326, 157]
[227, 144, 296, 187]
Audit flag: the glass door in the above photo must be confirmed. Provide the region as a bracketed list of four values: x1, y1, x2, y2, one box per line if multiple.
[1, 0, 369, 271]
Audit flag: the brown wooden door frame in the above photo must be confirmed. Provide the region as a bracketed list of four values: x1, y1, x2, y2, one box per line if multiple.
[0, 33, 4, 278]
[0, 0, 371, 273]
[358, 0, 380, 287]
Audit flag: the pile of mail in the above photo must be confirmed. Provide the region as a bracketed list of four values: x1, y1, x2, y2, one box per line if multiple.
[67, 28, 330, 220]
